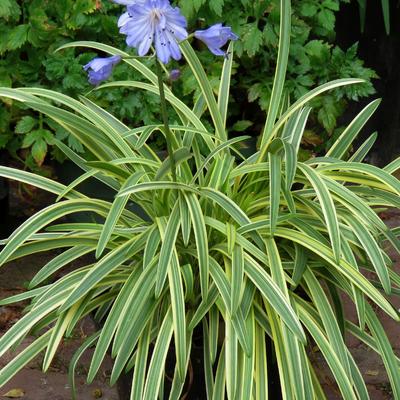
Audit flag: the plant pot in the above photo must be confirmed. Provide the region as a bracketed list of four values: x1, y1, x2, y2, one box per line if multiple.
[114, 324, 282, 399]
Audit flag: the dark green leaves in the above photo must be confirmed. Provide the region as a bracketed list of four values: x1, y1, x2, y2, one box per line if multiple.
[15, 116, 37, 134]
[21, 129, 54, 165]
[7, 24, 29, 50]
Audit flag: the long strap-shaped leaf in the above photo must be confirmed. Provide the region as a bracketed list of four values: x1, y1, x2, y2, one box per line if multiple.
[225, 311, 238, 400]
[20, 87, 136, 158]
[20, 86, 156, 160]
[254, 320, 268, 399]
[0, 290, 67, 358]
[266, 238, 306, 400]
[180, 41, 226, 141]
[110, 267, 159, 382]
[343, 213, 391, 294]
[24, 101, 118, 160]
[155, 206, 181, 296]
[0, 199, 110, 266]
[168, 332, 193, 400]
[69, 332, 100, 400]
[298, 163, 341, 262]
[231, 245, 244, 315]
[157, 218, 186, 381]
[119, 181, 199, 197]
[264, 301, 294, 399]
[384, 156, 400, 174]
[43, 303, 81, 371]
[184, 193, 209, 297]
[87, 266, 143, 382]
[244, 254, 306, 343]
[80, 95, 153, 158]
[297, 305, 357, 399]
[209, 257, 251, 356]
[205, 216, 267, 265]
[258, 78, 364, 161]
[188, 285, 219, 331]
[0, 166, 84, 199]
[98, 81, 211, 145]
[0, 330, 52, 386]
[318, 161, 400, 195]
[59, 232, 149, 313]
[130, 320, 153, 400]
[218, 41, 235, 130]
[304, 269, 352, 377]
[142, 309, 174, 400]
[381, 0, 390, 34]
[191, 136, 250, 184]
[269, 147, 282, 235]
[30, 246, 94, 288]
[276, 227, 398, 320]
[326, 99, 381, 159]
[260, 0, 291, 150]
[96, 172, 146, 258]
[349, 132, 378, 163]
[54, 140, 120, 191]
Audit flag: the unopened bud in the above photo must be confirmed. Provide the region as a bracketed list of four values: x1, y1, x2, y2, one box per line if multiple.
[169, 69, 181, 81]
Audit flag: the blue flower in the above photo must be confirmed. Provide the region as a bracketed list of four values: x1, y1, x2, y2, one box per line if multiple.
[83, 55, 121, 85]
[194, 24, 238, 57]
[118, 0, 188, 64]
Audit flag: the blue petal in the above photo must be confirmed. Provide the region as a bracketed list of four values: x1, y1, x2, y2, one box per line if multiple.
[118, 12, 131, 28]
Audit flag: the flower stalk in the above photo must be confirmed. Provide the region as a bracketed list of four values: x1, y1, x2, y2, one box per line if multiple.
[155, 59, 177, 182]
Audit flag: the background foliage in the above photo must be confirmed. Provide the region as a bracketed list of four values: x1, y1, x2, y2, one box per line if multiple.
[0, 0, 161, 171]
[0, 0, 377, 171]
[178, 0, 377, 153]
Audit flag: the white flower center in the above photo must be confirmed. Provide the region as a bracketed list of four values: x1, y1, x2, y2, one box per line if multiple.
[150, 9, 162, 23]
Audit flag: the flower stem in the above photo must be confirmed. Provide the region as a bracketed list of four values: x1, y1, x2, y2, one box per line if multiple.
[156, 60, 177, 182]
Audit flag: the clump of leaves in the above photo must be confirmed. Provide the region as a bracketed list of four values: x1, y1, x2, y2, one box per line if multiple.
[0, 2, 399, 396]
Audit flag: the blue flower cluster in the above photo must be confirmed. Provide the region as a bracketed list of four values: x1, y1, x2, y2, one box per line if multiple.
[84, 0, 238, 84]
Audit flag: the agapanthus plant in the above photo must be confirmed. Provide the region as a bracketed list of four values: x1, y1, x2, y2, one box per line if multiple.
[0, 0, 400, 399]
